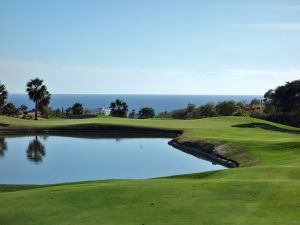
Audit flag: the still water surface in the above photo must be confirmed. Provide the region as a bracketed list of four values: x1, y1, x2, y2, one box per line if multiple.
[0, 135, 224, 184]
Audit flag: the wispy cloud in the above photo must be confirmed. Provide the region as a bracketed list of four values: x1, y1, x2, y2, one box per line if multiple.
[250, 4, 300, 11]
[211, 68, 300, 80]
[248, 23, 300, 30]
[232, 23, 300, 31]
[248, 4, 300, 11]
[0, 58, 198, 94]
[1, 58, 299, 95]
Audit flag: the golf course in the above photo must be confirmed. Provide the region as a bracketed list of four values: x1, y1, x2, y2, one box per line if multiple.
[0, 115, 299, 225]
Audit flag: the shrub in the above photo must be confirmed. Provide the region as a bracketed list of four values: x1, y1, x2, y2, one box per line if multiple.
[138, 107, 155, 119]
[3, 102, 17, 116]
[215, 101, 238, 116]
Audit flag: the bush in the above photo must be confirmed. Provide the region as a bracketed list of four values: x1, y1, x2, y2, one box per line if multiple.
[215, 101, 238, 116]
[265, 113, 300, 127]
[157, 111, 171, 118]
[71, 103, 84, 115]
[157, 101, 246, 120]
[169, 108, 188, 119]
[138, 107, 155, 119]
[128, 109, 137, 119]
[199, 103, 217, 117]
[3, 103, 17, 116]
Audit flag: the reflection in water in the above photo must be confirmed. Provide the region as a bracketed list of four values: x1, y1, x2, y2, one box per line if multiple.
[26, 136, 46, 164]
[41, 135, 49, 141]
[0, 135, 225, 184]
[0, 137, 7, 157]
[115, 138, 122, 143]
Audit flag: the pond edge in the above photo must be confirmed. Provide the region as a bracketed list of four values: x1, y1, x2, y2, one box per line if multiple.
[168, 139, 239, 168]
[0, 125, 238, 168]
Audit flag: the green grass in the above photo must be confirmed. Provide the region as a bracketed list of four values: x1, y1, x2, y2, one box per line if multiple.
[0, 115, 300, 225]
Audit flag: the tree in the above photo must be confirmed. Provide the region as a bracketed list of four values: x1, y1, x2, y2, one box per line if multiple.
[110, 99, 128, 117]
[3, 103, 17, 116]
[19, 104, 28, 114]
[199, 103, 216, 117]
[39, 106, 52, 118]
[216, 101, 238, 116]
[128, 109, 137, 119]
[170, 108, 188, 119]
[26, 136, 46, 164]
[157, 111, 171, 118]
[186, 103, 196, 113]
[0, 82, 8, 113]
[71, 102, 84, 115]
[138, 107, 155, 119]
[185, 103, 199, 119]
[262, 80, 300, 127]
[250, 98, 261, 105]
[264, 80, 300, 114]
[38, 96, 51, 116]
[65, 107, 72, 116]
[26, 78, 51, 120]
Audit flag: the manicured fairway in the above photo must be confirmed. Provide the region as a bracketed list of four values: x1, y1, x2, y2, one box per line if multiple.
[0, 116, 300, 225]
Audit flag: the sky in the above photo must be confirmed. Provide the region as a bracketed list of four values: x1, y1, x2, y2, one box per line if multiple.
[0, 0, 299, 95]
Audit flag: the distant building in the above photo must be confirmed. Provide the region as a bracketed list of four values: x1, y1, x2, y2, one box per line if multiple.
[98, 108, 111, 115]
[85, 108, 111, 116]
[246, 104, 265, 112]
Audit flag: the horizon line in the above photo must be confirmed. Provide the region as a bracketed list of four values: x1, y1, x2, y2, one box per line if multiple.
[8, 93, 263, 96]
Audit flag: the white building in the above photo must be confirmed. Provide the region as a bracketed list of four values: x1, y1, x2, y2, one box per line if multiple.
[85, 108, 111, 116]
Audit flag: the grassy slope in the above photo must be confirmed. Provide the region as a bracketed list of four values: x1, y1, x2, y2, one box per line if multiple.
[0, 116, 300, 225]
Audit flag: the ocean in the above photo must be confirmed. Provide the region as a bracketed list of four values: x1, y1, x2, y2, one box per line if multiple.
[8, 94, 262, 113]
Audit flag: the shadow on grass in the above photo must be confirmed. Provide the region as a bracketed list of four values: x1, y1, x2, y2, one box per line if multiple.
[264, 142, 300, 151]
[0, 184, 43, 193]
[232, 123, 300, 134]
[164, 170, 222, 179]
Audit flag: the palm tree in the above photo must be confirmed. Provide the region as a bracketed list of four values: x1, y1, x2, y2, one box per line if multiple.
[121, 101, 128, 117]
[26, 78, 51, 120]
[0, 82, 8, 111]
[110, 99, 128, 117]
[71, 102, 84, 115]
[0, 137, 7, 157]
[26, 136, 46, 164]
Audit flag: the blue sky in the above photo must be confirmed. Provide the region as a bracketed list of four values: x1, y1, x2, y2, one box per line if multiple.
[0, 0, 299, 94]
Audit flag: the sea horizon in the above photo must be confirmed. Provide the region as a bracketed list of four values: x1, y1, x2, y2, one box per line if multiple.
[9, 93, 263, 96]
[8, 94, 262, 113]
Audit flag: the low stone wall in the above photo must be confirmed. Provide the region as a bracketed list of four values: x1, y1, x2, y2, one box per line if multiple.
[168, 139, 239, 168]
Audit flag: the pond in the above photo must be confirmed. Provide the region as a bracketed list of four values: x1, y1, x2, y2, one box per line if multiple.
[0, 135, 224, 184]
